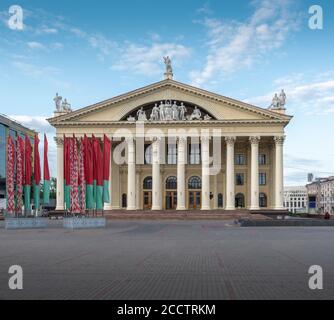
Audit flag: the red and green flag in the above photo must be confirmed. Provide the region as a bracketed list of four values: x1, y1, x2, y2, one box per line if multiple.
[79, 138, 86, 213]
[103, 134, 111, 204]
[16, 135, 25, 214]
[6, 135, 15, 214]
[64, 136, 71, 210]
[84, 135, 94, 209]
[33, 134, 41, 213]
[24, 134, 32, 214]
[43, 134, 50, 204]
[93, 135, 103, 210]
[70, 135, 80, 214]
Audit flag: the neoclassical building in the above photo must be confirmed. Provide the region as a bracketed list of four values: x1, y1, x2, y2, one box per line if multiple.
[48, 72, 292, 212]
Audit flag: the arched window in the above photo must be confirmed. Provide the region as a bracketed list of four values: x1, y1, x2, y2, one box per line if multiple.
[235, 193, 245, 208]
[259, 193, 267, 208]
[122, 194, 127, 208]
[144, 144, 152, 164]
[218, 193, 223, 208]
[188, 176, 202, 189]
[143, 176, 152, 189]
[166, 176, 177, 189]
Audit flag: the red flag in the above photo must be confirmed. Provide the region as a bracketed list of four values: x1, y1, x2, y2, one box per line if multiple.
[34, 134, 41, 185]
[43, 134, 50, 181]
[24, 134, 32, 186]
[93, 135, 103, 186]
[79, 138, 86, 213]
[6, 135, 15, 214]
[16, 135, 24, 213]
[83, 135, 93, 185]
[70, 135, 80, 213]
[103, 134, 111, 181]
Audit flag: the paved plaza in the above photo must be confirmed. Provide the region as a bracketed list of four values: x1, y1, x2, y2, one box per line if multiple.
[0, 219, 333, 300]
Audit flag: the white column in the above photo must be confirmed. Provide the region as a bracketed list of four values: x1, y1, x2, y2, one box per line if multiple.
[201, 136, 210, 210]
[249, 136, 260, 210]
[55, 137, 64, 211]
[274, 136, 285, 210]
[104, 142, 113, 210]
[177, 137, 187, 210]
[136, 171, 141, 210]
[152, 137, 162, 210]
[225, 136, 236, 210]
[127, 137, 136, 210]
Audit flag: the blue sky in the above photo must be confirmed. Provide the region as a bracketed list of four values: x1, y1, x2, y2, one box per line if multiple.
[0, 0, 334, 184]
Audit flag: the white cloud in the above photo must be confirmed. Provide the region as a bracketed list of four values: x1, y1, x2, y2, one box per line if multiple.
[27, 41, 46, 50]
[111, 42, 191, 76]
[245, 73, 334, 115]
[12, 61, 60, 78]
[190, 0, 300, 86]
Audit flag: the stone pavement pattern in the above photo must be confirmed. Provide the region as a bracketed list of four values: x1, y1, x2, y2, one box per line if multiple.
[0, 220, 333, 300]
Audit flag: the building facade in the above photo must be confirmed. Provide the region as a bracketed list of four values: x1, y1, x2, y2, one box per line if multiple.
[283, 186, 308, 213]
[0, 114, 35, 208]
[48, 77, 292, 211]
[307, 177, 334, 214]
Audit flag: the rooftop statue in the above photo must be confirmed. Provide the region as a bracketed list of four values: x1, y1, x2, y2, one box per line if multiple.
[61, 98, 72, 112]
[53, 93, 62, 111]
[163, 56, 173, 74]
[279, 89, 286, 107]
[269, 89, 287, 109]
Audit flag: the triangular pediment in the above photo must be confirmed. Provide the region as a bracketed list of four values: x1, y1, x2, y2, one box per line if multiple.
[48, 79, 292, 125]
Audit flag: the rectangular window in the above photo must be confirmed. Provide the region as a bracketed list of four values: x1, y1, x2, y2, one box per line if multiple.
[259, 173, 266, 185]
[259, 154, 266, 165]
[189, 144, 201, 164]
[167, 144, 177, 164]
[235, 154, 246, 165]
[236, 173, 245, 186]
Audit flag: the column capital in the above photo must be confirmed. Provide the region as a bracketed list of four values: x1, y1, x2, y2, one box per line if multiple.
[54, 137, 64, 146]
[225, 136, 236, 145]
[249, 136, 261, 144]
[177, 136, 187, 143]
[274, 135, 285, 145]
[200, 136, 211, 142]
[125, 136, 135, 143]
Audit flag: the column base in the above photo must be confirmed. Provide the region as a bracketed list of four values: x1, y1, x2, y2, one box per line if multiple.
[249, 206, 260, 210]
[55, 206, 65, 211]
[127, 206, 137, 211]
[104, 204, 112, 210]
[176, 206, 187, 210]
[111, 206, 121, 210]
[274, 206, 285, 210]
[225, 206, 235, 210]
[151, 206, 162, 210]
[201, 206, 211, 210]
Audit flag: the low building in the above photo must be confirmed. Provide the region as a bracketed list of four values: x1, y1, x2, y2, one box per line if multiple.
[0, 114, 35, 209]
[283, 186, 308, 214]
[306, 177, 334, 215]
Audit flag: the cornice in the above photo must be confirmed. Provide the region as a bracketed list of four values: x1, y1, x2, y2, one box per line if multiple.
[51, 119, 290, 128]
[47, 79, 293, 125]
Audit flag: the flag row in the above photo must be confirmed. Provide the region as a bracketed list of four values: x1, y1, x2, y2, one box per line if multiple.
[63, 134, 111, 213]
[6, 134, 50, 215]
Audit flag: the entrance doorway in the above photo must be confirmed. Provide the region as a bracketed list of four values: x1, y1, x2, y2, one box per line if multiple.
[189, 191, 201, 209]
[143, 191, 152, 209]
[165, 176, 177, 210]
[188, 176, 202, 209]
[166, 191, 177, 210]
[143, 176, 152, 210]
